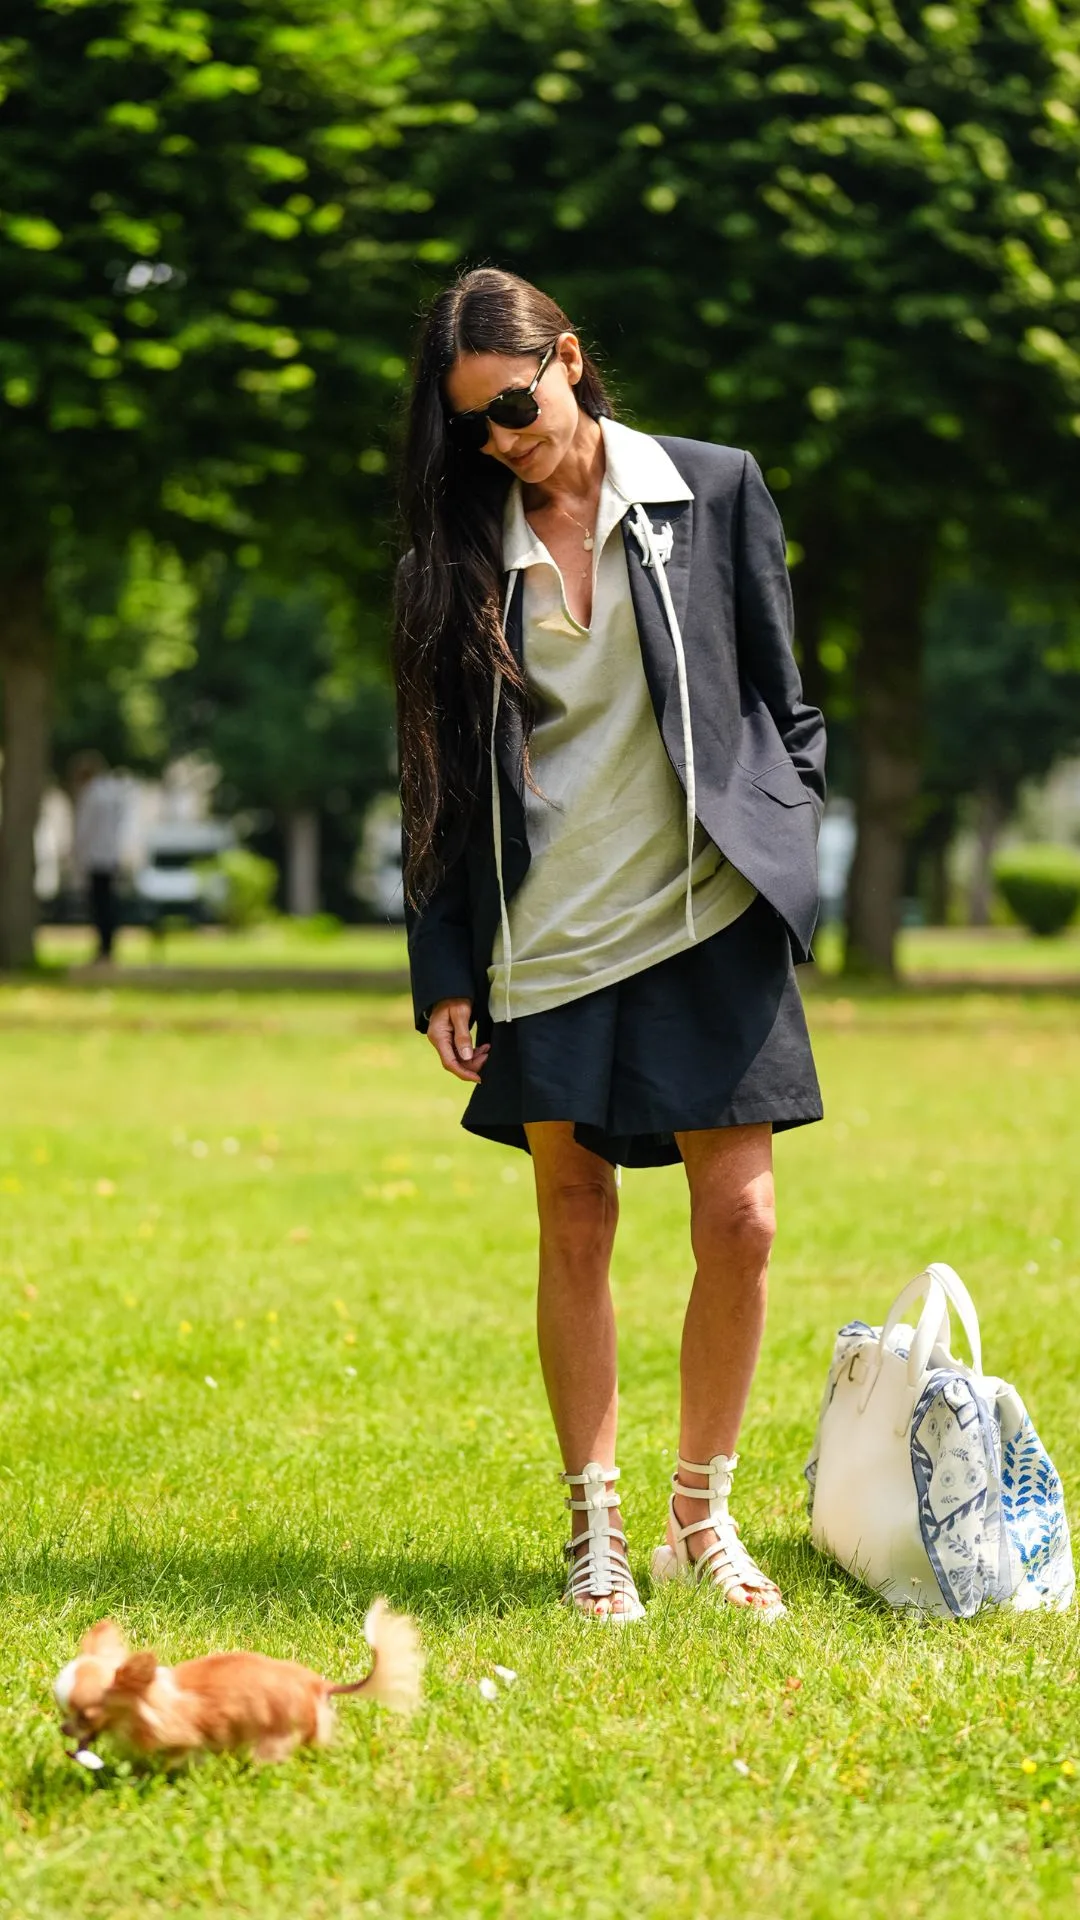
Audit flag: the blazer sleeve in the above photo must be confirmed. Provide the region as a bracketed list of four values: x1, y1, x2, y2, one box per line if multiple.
[402, 833, 477, 1034]
[734, 451, 827, 826]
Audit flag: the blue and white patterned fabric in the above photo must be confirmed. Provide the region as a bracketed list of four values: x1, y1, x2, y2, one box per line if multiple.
[805, 1264, 1074, 1617]
[909, 1372, 1011, 1617]
[907, 1373, 1072, 1616]
[999, 1405, 1074, 1611]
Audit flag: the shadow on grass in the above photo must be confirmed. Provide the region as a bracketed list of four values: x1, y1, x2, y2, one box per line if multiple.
[3, 1509, 904, 1635]
[1, 1520, 560, 1629]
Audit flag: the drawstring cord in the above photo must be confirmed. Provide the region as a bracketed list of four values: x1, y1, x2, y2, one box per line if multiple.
[490, 571, 518, 1023]
[629, 506, 698, 945]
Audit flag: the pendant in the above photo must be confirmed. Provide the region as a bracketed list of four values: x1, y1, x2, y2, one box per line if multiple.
[583, 533, 594, 550]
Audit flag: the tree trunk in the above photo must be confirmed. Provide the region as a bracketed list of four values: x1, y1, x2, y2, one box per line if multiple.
[285, 808, 320, 916]
[0, 567, 52, 971]
[844, 532, 933, 978]
[968, 786, 1006, 926]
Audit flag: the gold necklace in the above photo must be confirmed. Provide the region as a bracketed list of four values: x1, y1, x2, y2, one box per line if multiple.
[557, 504, 595, 551]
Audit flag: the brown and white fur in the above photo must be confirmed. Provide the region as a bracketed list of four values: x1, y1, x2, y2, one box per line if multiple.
[54, 1601, 422, 1764]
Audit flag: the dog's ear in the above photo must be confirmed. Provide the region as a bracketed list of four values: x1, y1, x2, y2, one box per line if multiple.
[109, 1651, 158, 1696]
[80, 1619, 129, 1663]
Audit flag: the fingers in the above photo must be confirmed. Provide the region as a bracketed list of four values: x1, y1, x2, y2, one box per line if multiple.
[426, 1001, 489, 1083]
[450, 1002, 474, 1066]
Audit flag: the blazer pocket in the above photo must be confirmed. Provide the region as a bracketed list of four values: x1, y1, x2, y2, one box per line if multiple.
[751, 759, 812, 808]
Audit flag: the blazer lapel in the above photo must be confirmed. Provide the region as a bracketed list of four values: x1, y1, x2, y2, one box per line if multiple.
[495, 570, 526, 794]
[622, 498, 694, 760]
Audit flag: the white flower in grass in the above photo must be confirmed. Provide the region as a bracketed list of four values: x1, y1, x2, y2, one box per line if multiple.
[477, 1677, 498, 1703]
[493, 1665, 517, 1686]
[204, 1376, 218, 1390]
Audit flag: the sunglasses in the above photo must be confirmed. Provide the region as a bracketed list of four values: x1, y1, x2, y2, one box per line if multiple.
[446, 341, 558, 454]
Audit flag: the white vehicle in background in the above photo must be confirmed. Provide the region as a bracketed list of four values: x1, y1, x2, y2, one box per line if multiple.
[134, 820, 235, 923]
[817, 799, 856, 925]
[353, 793, 405, 923]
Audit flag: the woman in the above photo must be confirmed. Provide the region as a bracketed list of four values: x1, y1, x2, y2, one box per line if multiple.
[393, 268, 825, 1622]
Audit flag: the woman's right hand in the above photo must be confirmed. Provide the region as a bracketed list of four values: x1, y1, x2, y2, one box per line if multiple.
[426, 998, 491, 1083]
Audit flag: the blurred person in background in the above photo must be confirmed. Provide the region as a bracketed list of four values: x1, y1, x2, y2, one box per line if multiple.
[394, 269, 825, 1624]
[70, 751, 131, 964]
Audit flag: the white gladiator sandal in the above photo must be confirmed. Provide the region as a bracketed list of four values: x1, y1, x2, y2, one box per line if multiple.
[560, 1462, 645, 1623]
[650, 1452, 786, 1621]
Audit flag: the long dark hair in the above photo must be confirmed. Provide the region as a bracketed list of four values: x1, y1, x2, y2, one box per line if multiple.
[393, 267, 614, 907]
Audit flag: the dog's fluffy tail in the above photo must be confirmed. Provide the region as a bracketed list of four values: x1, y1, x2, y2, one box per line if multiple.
[327, 1599, 423, 1715]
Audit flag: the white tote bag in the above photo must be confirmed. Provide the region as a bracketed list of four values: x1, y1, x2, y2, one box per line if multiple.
[805, 1262, 1074, 1617]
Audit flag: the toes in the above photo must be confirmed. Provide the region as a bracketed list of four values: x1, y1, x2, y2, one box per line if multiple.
[726, 1582, 782, 1611]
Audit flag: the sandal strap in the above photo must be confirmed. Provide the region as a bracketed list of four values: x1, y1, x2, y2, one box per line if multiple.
[561, 1465, 621, 1488]
[566, 1525, 629, 1554]
[667, 1451, 780, 1605]
[562, 1463, 621, 1514]
[672, 1451, 738, 1505]
[564, 1544, 638, 1595]
[559, 1460, 642, 1607]
[675, 1514, 735, 1542]
[690, 1517, 778, 1601]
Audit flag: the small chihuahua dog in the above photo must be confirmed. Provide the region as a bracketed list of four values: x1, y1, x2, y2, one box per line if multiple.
[54, 1601, 422, 1765]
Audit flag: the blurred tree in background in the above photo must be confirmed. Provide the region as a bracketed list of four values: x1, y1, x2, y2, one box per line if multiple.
[0, 0, 433, 964]
[51, 536, 197, 779]
[922, 584, 1080, 922]
[397, 0, 1080, 972]
[161, 566, 395, 918]
[4, 0, 1080, 972]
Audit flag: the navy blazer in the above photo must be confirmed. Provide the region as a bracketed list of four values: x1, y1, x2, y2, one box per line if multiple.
[404, 438, 826, 1035]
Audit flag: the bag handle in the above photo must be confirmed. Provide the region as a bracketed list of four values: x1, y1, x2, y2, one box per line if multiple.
[922, 1261, 983, 1375]
[877, 1262, 983, 1386]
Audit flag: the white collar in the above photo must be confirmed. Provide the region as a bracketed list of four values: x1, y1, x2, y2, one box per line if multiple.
[598, 415, 694, 508]
[502, 416, 693, 571]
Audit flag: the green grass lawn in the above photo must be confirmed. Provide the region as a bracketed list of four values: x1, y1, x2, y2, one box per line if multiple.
[35, 921, 409, 972]
[1, 982, 1079, 1918]
[35, 917, 1080, 984]
[813, 921, 1080, 981]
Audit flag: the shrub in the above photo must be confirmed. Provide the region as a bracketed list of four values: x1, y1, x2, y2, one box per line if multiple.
[294, 913, 343, 940]
[992, 845, 1080, 938]
[199, 849, 279, 931]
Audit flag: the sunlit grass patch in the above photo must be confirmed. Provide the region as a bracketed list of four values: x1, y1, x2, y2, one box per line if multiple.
[0, 983, 1078, 1916]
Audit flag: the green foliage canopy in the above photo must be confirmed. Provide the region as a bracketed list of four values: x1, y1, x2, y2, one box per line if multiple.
[0, 0, 447, 572]
[399, 0, 1080, 553]
[925, 582, 1080, 812]
[389, 0, 1080, 970]
[162, 564, 394, 822]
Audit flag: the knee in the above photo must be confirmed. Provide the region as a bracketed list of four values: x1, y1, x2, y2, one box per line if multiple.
[538, 1176, 618, 1272]
[691, 1186, 776, 1277]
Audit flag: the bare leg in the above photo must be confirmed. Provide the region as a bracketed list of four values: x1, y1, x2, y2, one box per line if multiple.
[671, 1123, 780, 1609]
[526, 1122, 629, 1617]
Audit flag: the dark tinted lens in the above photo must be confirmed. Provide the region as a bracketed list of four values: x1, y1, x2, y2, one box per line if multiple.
[487, 391, 541, 431]
[448, 410, 489, 453]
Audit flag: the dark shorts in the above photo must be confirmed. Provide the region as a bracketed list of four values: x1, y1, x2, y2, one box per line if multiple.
[462, 894, 823, 1168]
